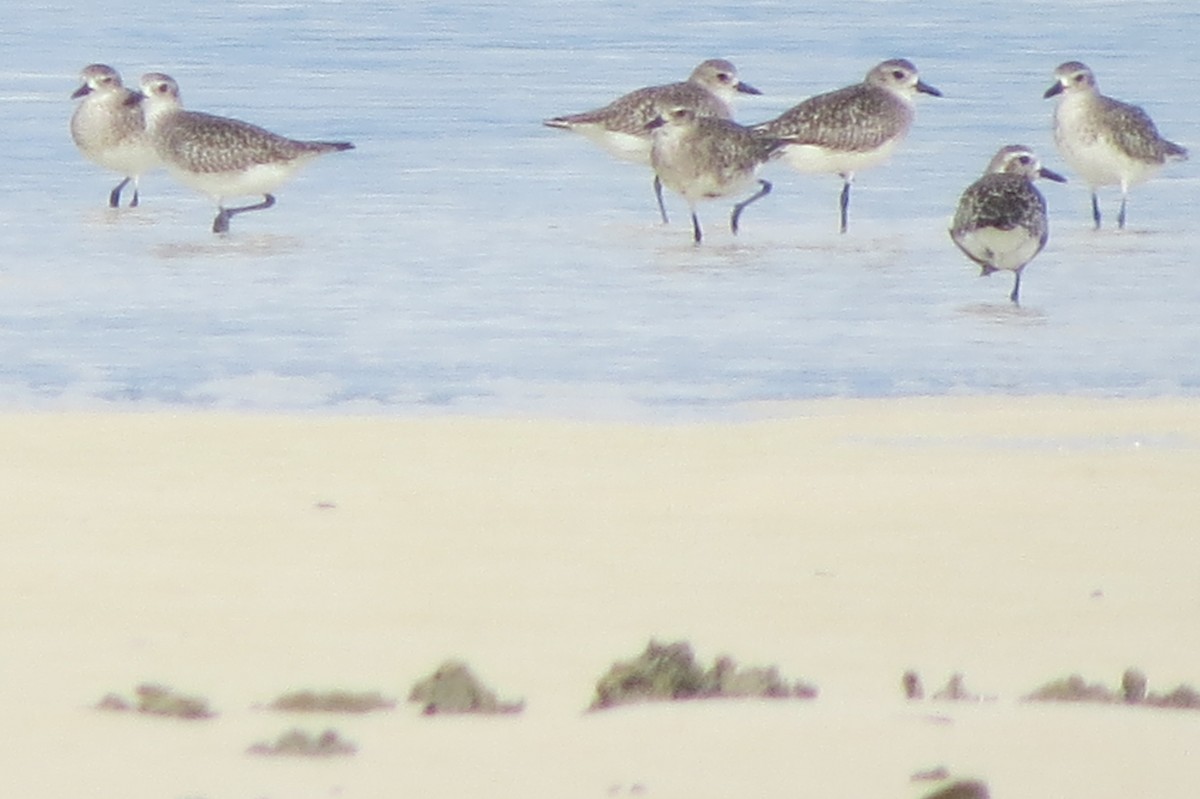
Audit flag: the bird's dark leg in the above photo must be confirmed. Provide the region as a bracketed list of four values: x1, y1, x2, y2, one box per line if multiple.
[109, 177, 131, 209]
[1010, 270, 1022, 306]
[730, 179, 771, 236]
[1091, 192, 1102, 230]
[653, 175, 669, 225]
[839, 178, 852, 234]
[1117, 191, 1128, 230]
[691, 211, 703, 244]
[130, 182, 140, 208]
[212, 194, 277, 234]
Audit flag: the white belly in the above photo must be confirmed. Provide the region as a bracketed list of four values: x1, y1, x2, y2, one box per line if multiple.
[168, 159, 309, 202]
[666, 166, 759, 204]
[1055, 99, 1161, 189]
[575, 126, 652, 165]
[955, 226, 1043, 272]
[652, 132, 759, 204]
[88, 137, 160, 177]
[776, 137, 900, 178]
[71, 105, 159, 177]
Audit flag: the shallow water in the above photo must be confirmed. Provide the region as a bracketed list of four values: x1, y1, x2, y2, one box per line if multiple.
[2, 0, 1197, 418]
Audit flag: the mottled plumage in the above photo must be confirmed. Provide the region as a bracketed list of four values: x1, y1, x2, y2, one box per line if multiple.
[544, 59, 761, 223]
[69, 64, 160, 208]
[751, 58, 941, 233]
[1045, 61, 1188, 229]
[757, 83, 904, 153]
[648, 107, 785, 243]
[154, 110, 346, 175]
[951, 145, 1066, 305]
[139, 73, 353, 233]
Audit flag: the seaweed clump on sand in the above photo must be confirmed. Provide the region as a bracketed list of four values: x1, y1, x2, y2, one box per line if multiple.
[1025, 668, 1200, 709]
[1145, 683, 1200, 709]
[589, 639, 818, 711]
[95, 683, 214, 719]
[1025, 673, 1116, 703]
[268, 689, 395, 713]
[919, 779, 991, 799]
[408, 660, 524, 715]
[247, 728, 356, 757]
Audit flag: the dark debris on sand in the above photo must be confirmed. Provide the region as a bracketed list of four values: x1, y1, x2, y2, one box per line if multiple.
[919, 779, 991, 799]
[95, 682, 215, 719]
[589, 639, 818, 711]
[268, 689, 395, 713]
[247, 727, 356, 757]
[1025, 667, 1200, 709]
[902, 671, 995, 702]
[409, 659, 525, 715]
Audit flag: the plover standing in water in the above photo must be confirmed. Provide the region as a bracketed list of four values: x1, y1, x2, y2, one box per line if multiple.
[544, 59, 761, 223]
[137, 73, 354, 233]
[647, 107, 785, 244]
[70, 64, 160, 208]
[950, 145, 1066, 305]
[750, 58, 941, 233]
[1044, 61, 1188, 230]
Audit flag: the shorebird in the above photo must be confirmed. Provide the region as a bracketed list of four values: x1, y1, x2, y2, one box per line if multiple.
[647, 106, 785, 243]
[1044, 60, 1188, 230]
[544, 59, 761, 223]
[137, 73, 354, 233]
[70, 64, 160, 208]
[950, 144, 1066, 305]
[750, 58, 942, 233]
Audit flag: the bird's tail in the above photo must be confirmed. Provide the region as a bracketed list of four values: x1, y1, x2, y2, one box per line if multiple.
[1165, 141, 1189, 162]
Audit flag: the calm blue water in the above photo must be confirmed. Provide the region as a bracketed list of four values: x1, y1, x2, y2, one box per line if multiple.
[1, 1, 1196, 418]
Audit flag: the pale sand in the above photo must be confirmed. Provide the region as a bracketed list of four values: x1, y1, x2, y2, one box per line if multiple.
[3, 396, 1199, 798]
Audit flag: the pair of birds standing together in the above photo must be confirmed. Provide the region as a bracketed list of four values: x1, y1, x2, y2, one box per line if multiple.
[70, 64, 354, 233]
[545, 57, 1189, 305]
[547, 57, 941, 241]
[955, 60, 1186, 304]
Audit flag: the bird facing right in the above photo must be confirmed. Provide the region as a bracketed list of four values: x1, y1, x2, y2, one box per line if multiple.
[950, 145, 1067, 306]
[750, 58, 942, 234]
[1044, 60, 1188, 230]
[544, 59, 761, 224]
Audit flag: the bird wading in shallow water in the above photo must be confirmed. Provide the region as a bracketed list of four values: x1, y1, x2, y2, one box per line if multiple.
[950, 144, 1066, 306]
[750, 58, 941, 234]
[647, 106, 786, 244]
[1044, 60, 1187, 230]
[70, 64, 160, 208]
[137, 72, 354, 233]
[544, 59, 761, 224]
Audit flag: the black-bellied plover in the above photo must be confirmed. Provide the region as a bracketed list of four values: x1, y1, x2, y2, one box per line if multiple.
[950, 145, 1066, 305]
[544, 59, 761, 224]
[647, 106, 785, 244]
[70, 64, 160, 208]
[1044, 60, 1188, 230]
[750, 58, 941, 233]
[137, 73, 354, 233]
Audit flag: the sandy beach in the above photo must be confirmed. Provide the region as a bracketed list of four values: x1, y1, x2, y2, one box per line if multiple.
[4, 396, 1200, 798]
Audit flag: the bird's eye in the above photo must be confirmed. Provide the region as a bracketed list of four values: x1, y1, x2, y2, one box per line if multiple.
[1018, 155, 1032, 165]
[892, 70, 905, 80]
[717, 73, 731, 83]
